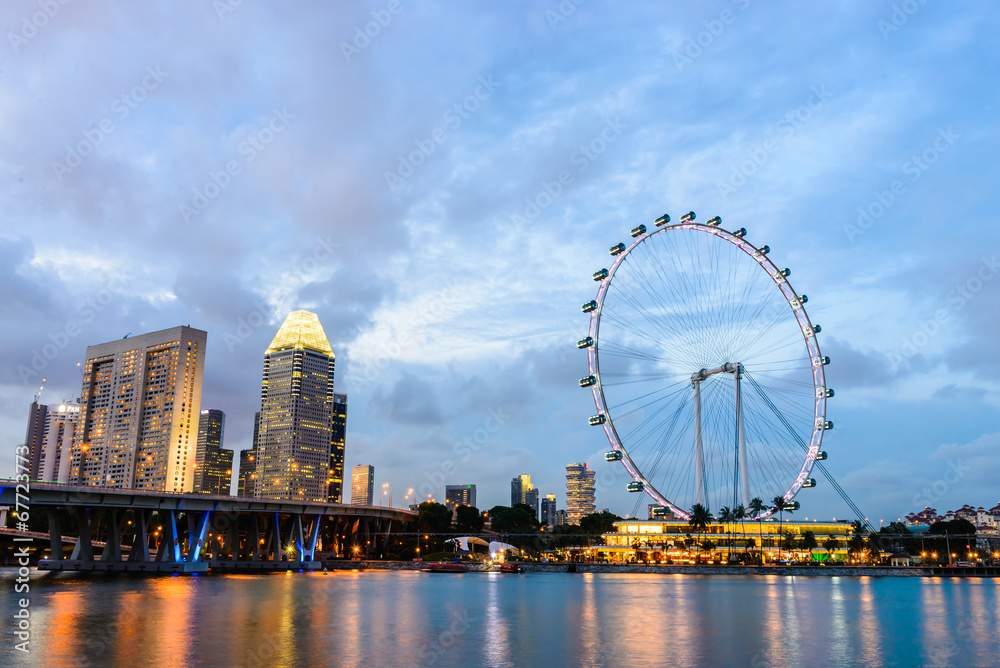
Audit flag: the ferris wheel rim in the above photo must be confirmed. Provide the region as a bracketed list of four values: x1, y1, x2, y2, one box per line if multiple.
[585, 220, 828, 521]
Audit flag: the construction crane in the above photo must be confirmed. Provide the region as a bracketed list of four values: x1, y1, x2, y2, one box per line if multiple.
[33, 378, 46, 403]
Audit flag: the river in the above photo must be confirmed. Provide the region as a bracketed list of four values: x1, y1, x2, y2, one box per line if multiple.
[2, 569, 999, 666]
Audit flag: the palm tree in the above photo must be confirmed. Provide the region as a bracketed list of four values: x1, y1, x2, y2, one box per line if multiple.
[718, 506, 733, 561]
[801, 530, 818, 563]
[688, 503, 711, 564]
[771, 496, 793, 561]
[823, 538, 839, 562]
[848, 520, 867, 563]
[748, 497, 766, 564]
[734, 504, 747, 562]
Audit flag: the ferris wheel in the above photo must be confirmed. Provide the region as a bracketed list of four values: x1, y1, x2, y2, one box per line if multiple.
[579, 212, 832, 520]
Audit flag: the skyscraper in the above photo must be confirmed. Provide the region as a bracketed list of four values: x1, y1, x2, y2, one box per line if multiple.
[24, 401, 82, 483]
[23, 401, 47, 481]
[445, 484, 477, 517]
[351, 464, 374, 505]
[329, 392, 347, 503]
[511, 474, 538, 520]
[68, 326, 207, 492]
[541, 494, 558, 527]
[193, 409, 233, 495]
[566, 463, 596, 524]
[255, 311, 336, 501]
[237, 448, 255, 498]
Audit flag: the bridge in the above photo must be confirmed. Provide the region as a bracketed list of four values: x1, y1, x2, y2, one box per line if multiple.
[0, 481, 415, 573]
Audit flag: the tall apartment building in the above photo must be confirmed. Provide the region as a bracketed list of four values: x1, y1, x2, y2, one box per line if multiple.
[566, 462, 596, 524]
[541, 494, 558, 527]
[329, 392, 347, 503]
[24, 401, 81, 483]
[351, 464, 374, 505]
[68, 326, 207, 492]
[511, 474, 539, 519]
[445, 484, 477, 517]
[237, 448, 256, 498]
[254, 311, 336, 501]
[193, 409, 233, 495]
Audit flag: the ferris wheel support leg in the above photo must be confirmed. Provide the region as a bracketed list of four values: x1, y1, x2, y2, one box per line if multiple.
[694, 379, 705, 508]
[736, 363, 750, 506]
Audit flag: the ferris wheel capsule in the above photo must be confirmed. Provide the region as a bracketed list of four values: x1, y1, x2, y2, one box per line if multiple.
[605, 450, 623, 462]
[579, 375, 597, 388]
[627, 482, 644, 493]
[593, 268, 609, 281]
[576, 336, 594, 349]
[679, 211, 695, 223]
[706, 216, 721, 226]
[630, 225, 647, 237]
[588, 414, 606, 426]
[654, 214, 671, 226]
[733, 227, 747, 237]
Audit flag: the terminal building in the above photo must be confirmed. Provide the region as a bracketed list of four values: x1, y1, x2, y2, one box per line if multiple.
[594, 518, 856, 564]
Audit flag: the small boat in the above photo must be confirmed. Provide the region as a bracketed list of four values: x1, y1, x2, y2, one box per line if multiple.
[497, 563, 522, 573]
[420, 562, 467, 573]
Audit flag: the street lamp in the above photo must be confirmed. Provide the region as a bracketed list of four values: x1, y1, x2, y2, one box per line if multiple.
[382, 483, 393, 508]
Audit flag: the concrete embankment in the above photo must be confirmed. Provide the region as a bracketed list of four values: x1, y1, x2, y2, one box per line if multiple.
[322, 561, 1000, 577]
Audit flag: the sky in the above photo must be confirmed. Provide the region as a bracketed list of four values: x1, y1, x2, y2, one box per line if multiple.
[1, 1, 998, 524]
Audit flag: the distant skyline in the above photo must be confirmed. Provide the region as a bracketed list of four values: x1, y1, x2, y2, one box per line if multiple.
[2, 2, 999, 523]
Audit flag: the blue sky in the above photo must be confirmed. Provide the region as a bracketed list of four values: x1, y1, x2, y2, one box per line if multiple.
[1, 1, 998, 523]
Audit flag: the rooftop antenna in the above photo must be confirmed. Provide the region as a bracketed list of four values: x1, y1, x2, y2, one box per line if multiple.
[34, 378, 46, 403]
[123, 332, 131, 339]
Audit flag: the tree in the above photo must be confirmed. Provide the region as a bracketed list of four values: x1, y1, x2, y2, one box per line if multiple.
[418, 502, 453, 535]
[579, 511, 621, 540]
[823, 538, 839, 561]
[688, 503, 711, 564]
[748, 497, 766, 564]
[782, 531, 796, 553]
[801, 530, 818, 560]
[771, 496, 793, 559]
[848, 520, 868, 563]
[487, 504, 540, 536]
[454, 505, 484, 534]
[734, 504, 747, 560]
[718, 506, 734, 560]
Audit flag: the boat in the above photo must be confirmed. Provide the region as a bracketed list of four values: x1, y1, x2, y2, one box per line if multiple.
[420, 562, 467, 573]
[497, 563, 522, 573]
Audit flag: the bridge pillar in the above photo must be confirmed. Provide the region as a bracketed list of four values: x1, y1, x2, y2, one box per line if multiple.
[304, 516, 321, 561]
[100, 508, 123, 562]
[248, 513, 261, 561]
[190, 511, 210, 562]
[69, 507, 93, 562]
[128, 509, 151, 562]
[47, 509, 63, 561]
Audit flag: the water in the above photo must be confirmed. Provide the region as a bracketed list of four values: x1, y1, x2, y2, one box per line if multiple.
[2, 569, 999, 667]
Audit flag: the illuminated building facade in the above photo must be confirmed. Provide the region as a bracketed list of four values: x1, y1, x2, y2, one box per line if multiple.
[193, 409, 233, 495]
[68, 326, 207, 492]
[237, 448, 256, 498]
[566, 463, 596, 524]
[351, 464, 374, 505]
[599, 519, 856, 563]
[329, 392, 347, 503]
[24, 401, 82, 483]
[541, 494, 558, 527]
[255, 311, 336, 501]
[445, 484, 477, 517]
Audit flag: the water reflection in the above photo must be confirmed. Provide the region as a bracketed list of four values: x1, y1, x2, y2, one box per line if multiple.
[3, 569, 1000, 667]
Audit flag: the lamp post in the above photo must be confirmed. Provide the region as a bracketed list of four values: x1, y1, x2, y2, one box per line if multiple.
[382, 483, 393, 508]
